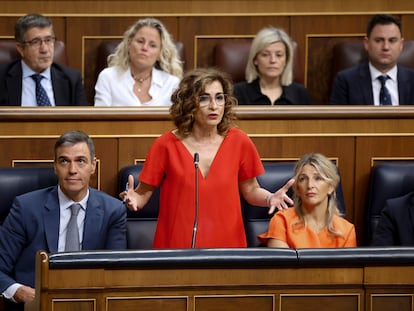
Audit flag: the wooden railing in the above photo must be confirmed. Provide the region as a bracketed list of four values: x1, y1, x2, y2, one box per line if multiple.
[1, 106, 414, 245]
[25, 247, 414, 311]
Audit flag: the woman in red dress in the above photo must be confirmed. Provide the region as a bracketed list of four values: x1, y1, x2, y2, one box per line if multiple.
[122, 68, 294, 248]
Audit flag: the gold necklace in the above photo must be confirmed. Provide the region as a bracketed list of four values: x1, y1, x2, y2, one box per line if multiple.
[131, 73, 151, 92]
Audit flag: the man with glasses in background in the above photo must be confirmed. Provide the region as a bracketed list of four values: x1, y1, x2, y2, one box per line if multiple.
[0, 13, 89, 106]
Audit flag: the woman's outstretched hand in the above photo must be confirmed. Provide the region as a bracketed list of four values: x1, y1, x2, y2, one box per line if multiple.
[120, 174, 139, 211]
[267, 178, 295, 214]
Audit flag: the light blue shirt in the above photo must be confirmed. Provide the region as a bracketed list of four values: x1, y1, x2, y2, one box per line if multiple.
[57, 186, 88, 252]
[21, 60, 55, 106]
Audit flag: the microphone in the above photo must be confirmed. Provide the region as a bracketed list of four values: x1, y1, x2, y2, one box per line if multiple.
[191, 152, 199, 248]
[194, 152, 199, 169]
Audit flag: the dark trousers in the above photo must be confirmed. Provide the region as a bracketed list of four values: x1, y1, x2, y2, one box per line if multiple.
[3, 299, 24, 311]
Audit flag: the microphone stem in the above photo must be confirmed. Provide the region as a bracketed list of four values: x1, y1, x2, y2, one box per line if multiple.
[192, 157, 199, 248]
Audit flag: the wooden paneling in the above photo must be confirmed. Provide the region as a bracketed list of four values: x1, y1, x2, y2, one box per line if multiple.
[180, 16, 290, 69]
[0, 0, 413, 15]
[290, 14, 371, 103]
[1, 106, 414, 246]
[280, 294, 360, 311]
[25, 249, 414, 311]
[1, 9, 414, 104]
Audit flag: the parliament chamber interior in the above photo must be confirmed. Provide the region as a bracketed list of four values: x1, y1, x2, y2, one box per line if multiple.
[1, 1, 414, 310]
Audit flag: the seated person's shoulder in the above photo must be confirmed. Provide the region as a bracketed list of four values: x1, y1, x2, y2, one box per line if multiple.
[234, 80, 250, 91]
[0, 59, 21, 74]
[89, 188, 124, 207]
[398, 65, 414, 78]
[51, 62, 82, 77]
[385, 191, 414, 211]
[335, 63, 362, 78]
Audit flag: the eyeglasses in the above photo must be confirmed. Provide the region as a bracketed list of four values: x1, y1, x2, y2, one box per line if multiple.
[198, 94, 227, 107]
[22, 36, 56, 48]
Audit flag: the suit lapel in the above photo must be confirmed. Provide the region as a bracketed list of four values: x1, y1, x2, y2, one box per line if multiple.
[43, 187, 61, 253]
[397, 66, 408, 104]
[6, 62, 23, 105]
[359, 63, 374, 105]
[50, 65, 68, 106]
[82, 189, 104, 249]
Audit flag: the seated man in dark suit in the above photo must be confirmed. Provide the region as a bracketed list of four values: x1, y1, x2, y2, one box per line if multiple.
[0, 13, 89, 106]
[0, 130, 126, 311]
[330, 14, 414, 105]
[371, 191, 414, 246]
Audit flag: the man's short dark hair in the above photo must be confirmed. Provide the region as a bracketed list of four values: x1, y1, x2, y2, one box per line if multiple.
[14, 13, 54, 43]
[366, 14, 402, 38]
[54, 130, 95, 160]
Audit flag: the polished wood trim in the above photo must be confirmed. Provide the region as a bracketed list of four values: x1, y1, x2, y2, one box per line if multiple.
[1, 107, 414, 245]
[1, 106, 414, 121]
[26, 250, 414, 311]
[1, 1, 414, 15]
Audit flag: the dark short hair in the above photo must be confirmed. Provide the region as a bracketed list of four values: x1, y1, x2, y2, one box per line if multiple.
[366, 14, 402, 38]
[54, 130, 95, 160]
[14, 13, 54, 43]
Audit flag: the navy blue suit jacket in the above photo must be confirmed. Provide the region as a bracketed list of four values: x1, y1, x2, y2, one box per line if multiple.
[371, 191, 414, 246]
[0, 60, 89, 106]
[0, 186, 127, 292]
[329, 62, 414, 105]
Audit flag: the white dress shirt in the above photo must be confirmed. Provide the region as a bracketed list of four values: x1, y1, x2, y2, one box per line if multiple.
[94, 66, 180, 106]
[369, 63, 399, 106]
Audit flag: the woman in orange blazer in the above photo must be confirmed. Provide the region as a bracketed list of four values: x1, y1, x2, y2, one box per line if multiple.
[259, 153, 356, 248]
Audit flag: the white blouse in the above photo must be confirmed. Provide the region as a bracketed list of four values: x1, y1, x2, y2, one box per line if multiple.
[94, 66, 180, 106]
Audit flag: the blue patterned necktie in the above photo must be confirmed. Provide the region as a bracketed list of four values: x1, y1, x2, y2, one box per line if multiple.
[378, 75, 392, 105]
[31, 74, 51, 106]
[65, 203, 81, 251]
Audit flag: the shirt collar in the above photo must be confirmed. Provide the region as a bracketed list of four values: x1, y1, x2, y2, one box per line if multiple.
[368, 62, 397, 82]
[58, 185, 89, 210]
[21, 60, 52, 80]
[126, 67, 163, 87]
[150, 67, 164, 87]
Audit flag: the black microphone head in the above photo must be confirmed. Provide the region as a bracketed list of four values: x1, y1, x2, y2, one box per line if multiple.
[194, 153, 199, 164]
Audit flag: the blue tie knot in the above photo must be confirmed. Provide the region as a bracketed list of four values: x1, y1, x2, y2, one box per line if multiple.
[31, 73, 43, 82]
[378, 75, 389, 86]
[31, 74, 51, 106]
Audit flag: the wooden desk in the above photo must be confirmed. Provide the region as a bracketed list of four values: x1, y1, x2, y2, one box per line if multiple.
[1, 106, 414, 245]
[26, 248, 414, 311]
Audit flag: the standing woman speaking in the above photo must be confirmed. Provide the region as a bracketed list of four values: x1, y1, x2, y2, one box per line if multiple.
[122, 68, 294, 248]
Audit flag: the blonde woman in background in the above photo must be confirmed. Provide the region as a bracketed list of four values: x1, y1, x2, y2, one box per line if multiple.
[234, 27, 311, 105]
[94, 18, 183, 106]
[259, 153, 356, 248]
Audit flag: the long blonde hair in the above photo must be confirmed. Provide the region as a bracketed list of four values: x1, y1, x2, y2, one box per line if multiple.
[292, 153, 344, 237]
[107, 17, 183, 78]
